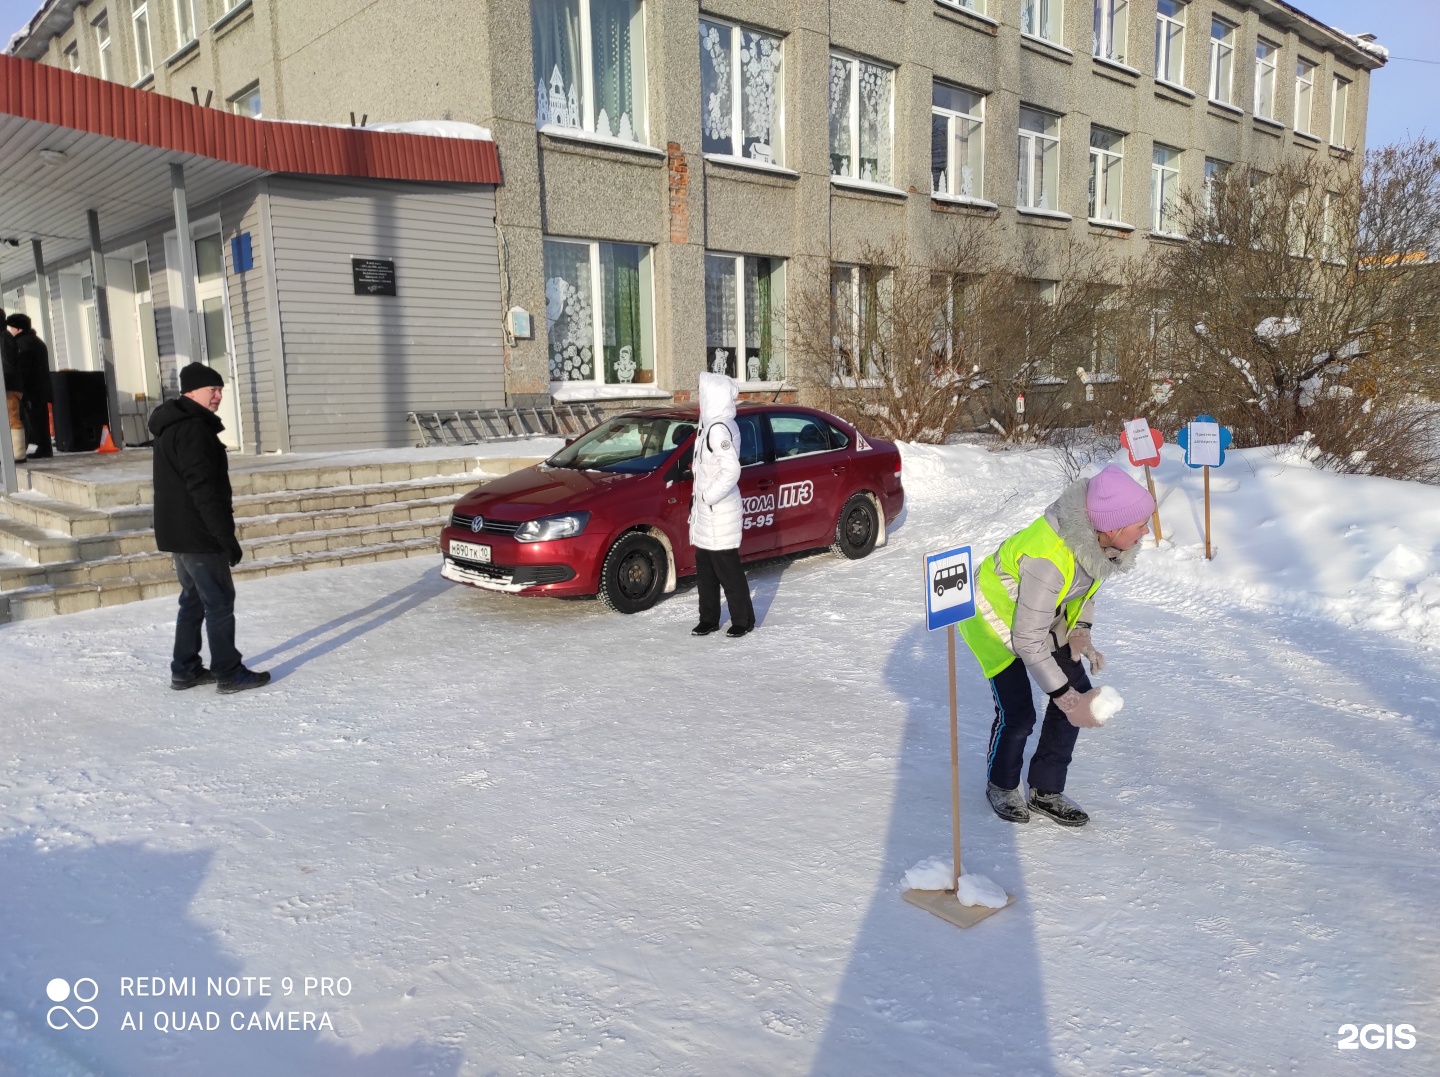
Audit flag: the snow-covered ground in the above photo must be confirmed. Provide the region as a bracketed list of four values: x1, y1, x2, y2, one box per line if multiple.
[1, 443, 1436, 1076]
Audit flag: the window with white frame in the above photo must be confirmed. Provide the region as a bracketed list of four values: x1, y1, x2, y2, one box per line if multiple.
[1254, 39, 1278, 120]
[174, 0, 196, 45]
[829, 52, 894, 185]
[229, 82, 261, 117]
[1203, 156, 1227, 218]
[1294, 58, 1316, 134]
[704, 253, 785, 382]
[1021, 280, 1060, 379]
[94, 12, 113, 81]
[1154, 0, 1185, 85]
[1021, 0, 1060, 43]
[941, 0, 987, 14]
[698, 19, 783, 165]
[930, 273, 976, 368]
[532, 0, 648, 143]
[130, 1, 153, 78]
[1089, 128, 1124, 221]
[1017, 107, 1061, 211]
[1093, 0, 1127, 64]
[64, 42, 79, 71]
[1286, 187, 1309, 257]
[1208, 18, 1234, 103]
[1151, 144, 1181, 233]
[931, 83, 985, 199]
[1330, 75, 1350, 147]
[543, 238, 654, 386]
[830, 265, 890, 382]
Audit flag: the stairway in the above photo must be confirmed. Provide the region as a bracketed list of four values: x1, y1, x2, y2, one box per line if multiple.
[0, 451, 544, 624]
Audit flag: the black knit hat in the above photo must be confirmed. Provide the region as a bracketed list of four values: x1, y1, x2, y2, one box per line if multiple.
[5, 312, 31, 331]
[180, 362, 225, 392]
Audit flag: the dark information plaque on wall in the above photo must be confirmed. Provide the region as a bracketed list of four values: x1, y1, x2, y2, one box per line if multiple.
[352, 257, 397, 296]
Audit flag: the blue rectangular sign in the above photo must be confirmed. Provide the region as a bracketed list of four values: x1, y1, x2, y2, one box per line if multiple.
[925, 545, 975, 632]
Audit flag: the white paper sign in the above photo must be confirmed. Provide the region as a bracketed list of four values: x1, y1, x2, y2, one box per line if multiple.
[1123, 418, 1159, 463]
[1187, 421, 1221, 467]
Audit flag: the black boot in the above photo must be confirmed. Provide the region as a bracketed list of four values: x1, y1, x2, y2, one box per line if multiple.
[986, 782, 1030, 823]
[691, 622, 720, 636]
[1029, 789, 1089, 827]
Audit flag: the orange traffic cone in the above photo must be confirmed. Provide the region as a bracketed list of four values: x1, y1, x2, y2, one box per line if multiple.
[97, 425, 119, 453]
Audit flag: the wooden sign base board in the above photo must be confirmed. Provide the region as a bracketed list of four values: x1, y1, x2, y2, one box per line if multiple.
[902, 887, 1015, 929]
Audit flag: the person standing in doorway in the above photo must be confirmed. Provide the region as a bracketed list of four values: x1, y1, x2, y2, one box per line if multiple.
[958, 464, 1155, 827]
[688, 371, 756, 639]
[149, 362, 270, 693]
[2, 308, 25, 463]
[6, 313, 52, 459]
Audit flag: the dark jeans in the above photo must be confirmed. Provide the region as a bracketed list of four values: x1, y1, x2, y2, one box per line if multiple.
[20, 396, 51, 458]
[695, 547, 755, 630]
[986, 645, 1093, 794]
[172, 552, 242, 679]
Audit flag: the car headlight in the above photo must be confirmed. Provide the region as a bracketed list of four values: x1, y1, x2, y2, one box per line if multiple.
[514, 511, 590, 543]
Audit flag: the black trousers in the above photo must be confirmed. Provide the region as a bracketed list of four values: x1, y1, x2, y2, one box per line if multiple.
[695, 547, 755, 630]
[172, 552, 243, 680]
[985, 645, 1092, 794]
[20, 395, 51, 457]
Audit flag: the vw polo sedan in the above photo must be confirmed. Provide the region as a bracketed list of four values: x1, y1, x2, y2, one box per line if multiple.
[439, 404, 904, 613]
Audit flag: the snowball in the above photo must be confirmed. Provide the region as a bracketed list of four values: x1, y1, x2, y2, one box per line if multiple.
[903, 856, 954, 891]
[957, 873, 1009, 908]
[1091, 685, 1125, 726]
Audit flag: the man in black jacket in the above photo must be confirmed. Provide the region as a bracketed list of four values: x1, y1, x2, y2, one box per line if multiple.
[150, 362, 269, 693]
[2, 308, 24, 462]
[5, 313, 52, 459]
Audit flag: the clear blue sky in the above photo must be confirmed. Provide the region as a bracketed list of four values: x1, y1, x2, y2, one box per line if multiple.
[2, 0, 1435, 150]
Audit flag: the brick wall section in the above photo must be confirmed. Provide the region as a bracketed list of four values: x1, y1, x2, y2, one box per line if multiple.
[667, 142, 689, 245]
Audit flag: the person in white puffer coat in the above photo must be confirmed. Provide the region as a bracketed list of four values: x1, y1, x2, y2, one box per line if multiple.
[688, 372, 756, 638]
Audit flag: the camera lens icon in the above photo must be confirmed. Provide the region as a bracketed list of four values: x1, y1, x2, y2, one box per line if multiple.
[45, 977, 99, 1030]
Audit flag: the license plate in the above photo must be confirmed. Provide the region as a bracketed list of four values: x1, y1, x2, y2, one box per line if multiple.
[449, 539, 491, 563]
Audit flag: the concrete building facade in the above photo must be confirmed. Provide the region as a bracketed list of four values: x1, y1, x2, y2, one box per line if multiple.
[8, 0, 1386, 420]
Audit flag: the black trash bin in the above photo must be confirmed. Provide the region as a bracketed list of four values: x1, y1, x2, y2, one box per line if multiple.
[52, 370, 109, 452]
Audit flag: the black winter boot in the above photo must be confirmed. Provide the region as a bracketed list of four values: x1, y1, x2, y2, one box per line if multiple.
[986, 782, 1030, 823]
[1029, 789, 1089, 827]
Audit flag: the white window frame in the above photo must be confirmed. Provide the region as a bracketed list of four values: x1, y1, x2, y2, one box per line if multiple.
[93, 11, 113, 81]
[174, 0, 196, 45]
[830, 264, 890, 385]
[131, 1, 153, 79]
[1151, 144, 1182, 234]
[704, 252, 786, 385]
[1089, 128, 1125, 223]
[939, 0, 987, 15]
[1093, 0, 1127, 64]
[543, 237, 657, 390]
[1154, 0, 1186, 87]
[1022, 280, 1061, 381]
[229, 81, 262, 117]
[1021, 0, 1061, 44]
[1254, 39, 1278, 121]
[1330, 75, 1350, 147]
[930, 82, 986, 202]
[1017, 106, 1061, 212]
[64, 42, 79, 71]
[828, 50, 896, 187]
[1294, 58, 1316, 134]
[1208, 17, 1235, 104]
[1203, 156, 1227, 219]
[533, 0, 650, 146]
[698, 17, 785, 167]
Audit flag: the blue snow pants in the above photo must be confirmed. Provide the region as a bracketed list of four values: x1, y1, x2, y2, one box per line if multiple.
[986, 645, 1092, 794]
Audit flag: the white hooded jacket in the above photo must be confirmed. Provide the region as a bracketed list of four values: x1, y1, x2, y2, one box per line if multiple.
[688, 373, 743, 551]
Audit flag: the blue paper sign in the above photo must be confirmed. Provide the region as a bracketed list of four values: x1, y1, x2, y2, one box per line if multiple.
[1176, 414, 1232, 468]
[230, 233, 254, 273]
[925, 546, 976, 631]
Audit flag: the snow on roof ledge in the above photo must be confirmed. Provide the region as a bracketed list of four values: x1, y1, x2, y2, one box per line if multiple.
[363, 120, 495, 142]
[1331, 28, 1390, 62]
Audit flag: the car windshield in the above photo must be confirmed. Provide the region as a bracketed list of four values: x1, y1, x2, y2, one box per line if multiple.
[547, 416, 696, 474]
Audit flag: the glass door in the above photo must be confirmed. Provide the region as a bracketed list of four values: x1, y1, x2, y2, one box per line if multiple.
[193, 232, 240, 448]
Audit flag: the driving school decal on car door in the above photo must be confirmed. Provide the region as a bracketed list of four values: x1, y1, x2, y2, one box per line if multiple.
[743, 481, 815, 529]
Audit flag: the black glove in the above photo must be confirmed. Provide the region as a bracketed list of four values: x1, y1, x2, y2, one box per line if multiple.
[228, 538, 243, 567]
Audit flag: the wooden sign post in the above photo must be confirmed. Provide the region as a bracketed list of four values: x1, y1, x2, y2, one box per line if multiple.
[1119, 417, 1165, 544]
[1176, 415, 1232, 560]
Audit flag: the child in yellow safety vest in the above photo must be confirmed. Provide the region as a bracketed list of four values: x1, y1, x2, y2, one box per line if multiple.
[958, 464, 1155, 827]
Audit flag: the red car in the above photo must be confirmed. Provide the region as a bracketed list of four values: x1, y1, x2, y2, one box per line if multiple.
[439, 404, 904, 613]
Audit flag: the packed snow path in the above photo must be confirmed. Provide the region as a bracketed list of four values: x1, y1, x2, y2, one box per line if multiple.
[1, 445, 1436, 1075]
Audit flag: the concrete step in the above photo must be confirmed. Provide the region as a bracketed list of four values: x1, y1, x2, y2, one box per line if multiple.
[0, 491, 154, 537]
[232, 475, 479, 519]
[0, 536, 441, 624]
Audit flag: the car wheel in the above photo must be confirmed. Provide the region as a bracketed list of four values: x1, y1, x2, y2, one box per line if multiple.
[598, 532, 667, 614]
[831, 493, 879, 560]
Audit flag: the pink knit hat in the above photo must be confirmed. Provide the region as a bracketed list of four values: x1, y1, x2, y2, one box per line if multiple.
[1085, 465, 1156, 532]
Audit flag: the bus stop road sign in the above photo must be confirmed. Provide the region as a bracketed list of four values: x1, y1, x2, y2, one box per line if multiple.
[925, 546, 975, 631]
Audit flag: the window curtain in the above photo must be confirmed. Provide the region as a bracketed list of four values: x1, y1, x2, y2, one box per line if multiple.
[740, 30, 781, 163]
[700, 21, 732, 154]
[544, 240, 593, 381]
[857, 62, 892, 184]
[533, 0, 582, 129]
[705, 255, 738, 377]
[591, 0, 640, 140]
[601, 243, 648, 383]
[930, 112, 949, 194]
[744, 258, 775, 381]
[828, 57, 852, 177]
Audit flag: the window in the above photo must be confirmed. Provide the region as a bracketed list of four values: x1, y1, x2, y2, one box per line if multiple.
[930, 83, 985, 199]
[1093, 0, 1127, 64]
[1203, 156, 1227, 217]
[1021, 0, 1060, 43]
[1294, 59, 1316, 134]
[698, 19, 783, 164]
[229, 82, 262, 117]
[830, 265, 890, 381]
[1151, 144, 1181, 233]
[543, 238, 654, 387]
[1016, 107, 1060, 211]
[1088, 128, 1124, 221]
[931, 273, 976, 367]
[532, 0, 647, 143]
[1330, 75, 1350, 147]
[1208, 18, 1234, 103]
[1154, 0, 1185, 85]
[131, 1, 153, 78]
[174, 0, 196, 45]
[829, 52, 894, 185]
[704, 253, 785, 383]
[93, 12, 113, 81]
[1255, 40, 1278, 120]
[942, 0, 987, 12]
[1021, 280, 1059, 379]
[64, 42, 79, 71]
[770, 413, 834, 459]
